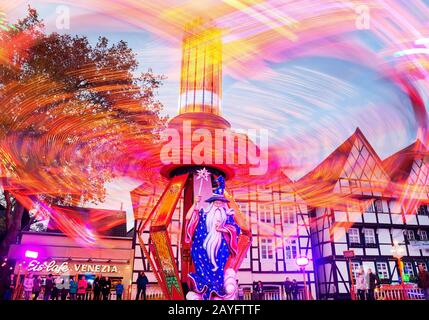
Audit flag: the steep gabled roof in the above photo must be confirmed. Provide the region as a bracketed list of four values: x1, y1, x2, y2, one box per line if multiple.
[295, 127, 389, 205]
[382, 139, 428, 183]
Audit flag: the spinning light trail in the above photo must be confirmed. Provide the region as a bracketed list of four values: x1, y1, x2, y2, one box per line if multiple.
[2, 1, 429, 246]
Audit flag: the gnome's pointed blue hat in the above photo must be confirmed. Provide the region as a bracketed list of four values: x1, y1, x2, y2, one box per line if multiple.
[205, 176, 230, 203]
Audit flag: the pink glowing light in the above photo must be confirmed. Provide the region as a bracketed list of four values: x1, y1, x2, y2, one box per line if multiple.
[24, 250, 38, 259]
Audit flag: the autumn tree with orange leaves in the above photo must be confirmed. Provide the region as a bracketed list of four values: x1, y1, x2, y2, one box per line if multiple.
[0, 7, 166, 256]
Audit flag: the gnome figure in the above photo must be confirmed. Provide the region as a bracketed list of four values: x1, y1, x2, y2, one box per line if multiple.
[185, 176, 240, 300]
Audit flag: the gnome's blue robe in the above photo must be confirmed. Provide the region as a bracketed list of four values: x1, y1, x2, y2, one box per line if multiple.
[188, 208, 240, 300]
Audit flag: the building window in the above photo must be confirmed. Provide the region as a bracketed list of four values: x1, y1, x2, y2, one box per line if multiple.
[237, 202, 249, 216]
[376, 262, 389, 280]
[260, 238, 274, 260]
[404, 262, 415, 277]
[282, 205, 295, 225]
[365, 201, 375, 213]
[258, 185, 272, 195]
[388, 200, 401, 214]
[418, 230, 428, 241]
[348, 228, 361, 244]
[258, 204, 273, 224]
[349, 179, 358, 189]
[374, 199, 383, 213]
[364, 229, 376, 244]
[418, 205, 429, 216]
[284, 239, 297, 260]
[351, 262, 361, 280]
[405, 230, 415, 241]
[339, 179, 349, 192]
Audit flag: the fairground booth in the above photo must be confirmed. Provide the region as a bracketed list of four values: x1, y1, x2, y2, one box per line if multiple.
[7, 206, 134, 300]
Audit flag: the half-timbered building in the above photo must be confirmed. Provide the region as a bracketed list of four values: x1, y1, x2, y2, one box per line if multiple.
[297, 128, 429, 299]
[230, 180, 315, 299]
[130, 127, 429, 300]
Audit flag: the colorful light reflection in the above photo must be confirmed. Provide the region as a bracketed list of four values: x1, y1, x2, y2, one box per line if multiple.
[24, 250, 39, 259]
[2, 1, 429, 246]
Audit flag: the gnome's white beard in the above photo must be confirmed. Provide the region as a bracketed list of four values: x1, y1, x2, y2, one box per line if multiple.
[203, 206, 227, 271]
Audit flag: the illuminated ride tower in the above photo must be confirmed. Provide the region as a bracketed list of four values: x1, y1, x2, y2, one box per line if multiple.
[132, 21, 251, 300]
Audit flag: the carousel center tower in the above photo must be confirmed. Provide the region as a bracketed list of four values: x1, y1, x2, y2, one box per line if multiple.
[162, 19, 233, 179]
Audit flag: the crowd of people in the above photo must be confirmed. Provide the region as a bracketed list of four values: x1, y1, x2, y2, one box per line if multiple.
[355, 264, 429, 300]
[2, 273, 127, 301]
[236, 264, 429, 301]
[3, 267, 428, 300]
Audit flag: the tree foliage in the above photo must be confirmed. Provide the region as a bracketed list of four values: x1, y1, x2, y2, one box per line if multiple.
[0, 7, 165, 254]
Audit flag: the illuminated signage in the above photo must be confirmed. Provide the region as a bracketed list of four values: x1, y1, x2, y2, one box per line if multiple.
[27, 260, 119, 274]
[25, 250, 39, 259]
